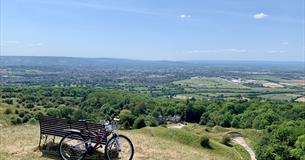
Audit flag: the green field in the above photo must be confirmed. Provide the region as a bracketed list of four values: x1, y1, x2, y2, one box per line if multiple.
[173, 76, 305, 102]
[258, 93, 302, 101]
[174, 77, 249, 89]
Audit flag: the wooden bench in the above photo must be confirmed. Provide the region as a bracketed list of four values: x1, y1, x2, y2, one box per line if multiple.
[38, 116, 107, 147]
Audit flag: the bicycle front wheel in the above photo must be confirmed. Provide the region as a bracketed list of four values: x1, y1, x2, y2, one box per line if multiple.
[59, 133, 87, 160]
[105, 134, 134, 160]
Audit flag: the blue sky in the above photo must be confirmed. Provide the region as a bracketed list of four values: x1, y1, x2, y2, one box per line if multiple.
[0, 0, 304, 61]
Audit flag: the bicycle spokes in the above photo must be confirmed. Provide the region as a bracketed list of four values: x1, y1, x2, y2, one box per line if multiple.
[106, 136, 133, 160]
[60, 134, 87, 160]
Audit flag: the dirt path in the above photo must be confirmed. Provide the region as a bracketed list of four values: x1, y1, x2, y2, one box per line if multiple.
[167, 123, 185, 129]
[231, 137, 256, 160]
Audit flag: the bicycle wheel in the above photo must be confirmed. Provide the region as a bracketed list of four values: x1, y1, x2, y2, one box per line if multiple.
[59, 133, 87, 160]
[105, 134, 134, 160]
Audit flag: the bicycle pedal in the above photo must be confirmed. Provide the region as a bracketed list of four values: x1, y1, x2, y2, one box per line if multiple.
[86, 146, 95, 155]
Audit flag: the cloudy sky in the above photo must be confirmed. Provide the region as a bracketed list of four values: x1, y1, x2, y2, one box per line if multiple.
[0, 0, 304, 61]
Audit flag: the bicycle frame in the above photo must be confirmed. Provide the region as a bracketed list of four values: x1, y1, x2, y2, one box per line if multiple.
[83, 129, 108, 150]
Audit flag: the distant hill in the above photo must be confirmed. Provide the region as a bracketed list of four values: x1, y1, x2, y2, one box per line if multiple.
[0, 56, 303, 71]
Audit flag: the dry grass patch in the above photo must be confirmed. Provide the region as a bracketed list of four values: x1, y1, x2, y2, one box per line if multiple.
[0, 125, 250, 160]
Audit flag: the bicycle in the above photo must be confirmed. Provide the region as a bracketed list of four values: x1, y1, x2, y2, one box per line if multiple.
[58, 118, 134, 160]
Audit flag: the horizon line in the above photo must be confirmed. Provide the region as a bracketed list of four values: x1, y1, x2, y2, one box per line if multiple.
[1, 55, 305, 63]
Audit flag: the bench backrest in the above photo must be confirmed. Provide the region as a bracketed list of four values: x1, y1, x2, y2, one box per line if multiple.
[39, 116, 107, 143]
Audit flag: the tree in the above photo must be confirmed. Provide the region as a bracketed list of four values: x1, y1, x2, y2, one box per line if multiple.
[252, 111, 280, 129]
[58, 105, 75, 119]
[4, 108, 12, 114]
[119, 109, 135, 128]
[25, 103, 35, 109]
[73, 109, 88, 120]
[46, 108, 60, 118]
[290, 134, 305, 159]
[145, 115, 157, 127]
[133, 116, 146, 129]
[134, 102, 147, 115]
[184, 104, 204, 123]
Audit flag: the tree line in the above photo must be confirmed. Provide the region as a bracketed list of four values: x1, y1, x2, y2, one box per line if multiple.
[1, 86, 304, 160]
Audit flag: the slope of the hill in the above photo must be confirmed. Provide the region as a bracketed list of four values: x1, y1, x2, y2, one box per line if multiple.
[0, 124, 256, 160]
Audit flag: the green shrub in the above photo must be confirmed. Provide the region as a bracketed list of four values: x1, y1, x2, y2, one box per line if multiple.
[46, 108, 60, 118]
[3, 99, 13, 105]
[18, 110, 26, 118]
[145, 115, 158, 127]
[133, 116, 146, 129]
[4, 108, 12, 114]
[34, 112, 44, 120]
[122, 121, 131, 129]
[28, 118, 37, 124]
[22, 114, 32, 123]
[72, 109, 88, 120]
[25, 103, 35, 109]
[119, 109, 135, 127]
[200, 135, 210, 148]
[10, 116, 22, 125]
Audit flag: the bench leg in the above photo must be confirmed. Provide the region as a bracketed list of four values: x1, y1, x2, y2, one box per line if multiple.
[38, 134, 42, 148]
[44, 135, 48, 144]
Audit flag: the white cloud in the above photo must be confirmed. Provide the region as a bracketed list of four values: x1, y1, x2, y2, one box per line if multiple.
[180, 14, 191, 19]
[253, 12, 268, 19]
[189, 48, 247, 54]
[5, 40, 19, 44]
[1, 40, 20, 46]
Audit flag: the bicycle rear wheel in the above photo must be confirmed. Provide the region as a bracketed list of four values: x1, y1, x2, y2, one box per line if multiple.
[105, 134, 134, 160]
[59, 133, 87, 160]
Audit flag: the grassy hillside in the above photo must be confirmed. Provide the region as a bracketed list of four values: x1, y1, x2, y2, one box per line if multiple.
[0, 124, 257, 160]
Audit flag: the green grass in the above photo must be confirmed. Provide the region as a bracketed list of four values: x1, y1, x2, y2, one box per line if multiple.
[172, 76, 304, 101]
[258, 93, 302, 101]
[0, 124, 257, 160]
[138, 125, 255, 160]
[174, 77, 248, 89]
[245, 75, 284, 82]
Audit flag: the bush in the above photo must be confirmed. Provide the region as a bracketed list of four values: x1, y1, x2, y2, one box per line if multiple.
[22, 114, 32, 123]
[3, 99, 13, 105]
[72, 109, 88, 120]
[46, 108, 60, 118]
[34, 112, 44, 120]
[119, 109, 135, 127]
[28, 118, 37, 124]
[200, 136, 210, 148]
[133, 116, 146, 129]
[122, 121, 131, 129]
[18, 110, 27, 118]
[11, 116, 22, 125]
[145, 115, 158, 127]
[25, 103, 35, 109]
[222, 135, 231, 146]
[4, 108, 12, 114]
